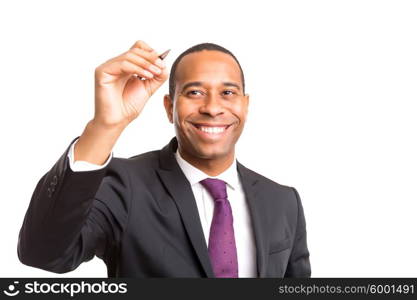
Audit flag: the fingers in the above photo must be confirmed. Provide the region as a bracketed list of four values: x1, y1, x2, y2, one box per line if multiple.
[130, 40, 165, 63]
[123, 53, 164, 80]
[129, 48, 165, 69]
[129, 40, 161, 60]
[97, 40, 168, 82]
[118, 60, 155, 79]
[130, 40, 153, 52]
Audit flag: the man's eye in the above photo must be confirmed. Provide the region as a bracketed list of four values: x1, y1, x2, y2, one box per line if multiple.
[187, 90, 203, 96]
[223, 90, 235, 96]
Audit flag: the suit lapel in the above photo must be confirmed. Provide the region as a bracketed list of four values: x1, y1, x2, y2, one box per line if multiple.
[156, 138, 215, 278]
[237, 161, 269, 278]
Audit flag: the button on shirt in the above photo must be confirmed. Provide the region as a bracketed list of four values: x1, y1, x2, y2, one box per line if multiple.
[68, 138, 257, 277]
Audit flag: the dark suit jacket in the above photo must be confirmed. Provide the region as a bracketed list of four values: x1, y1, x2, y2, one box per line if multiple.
[17, 137, 311, 277]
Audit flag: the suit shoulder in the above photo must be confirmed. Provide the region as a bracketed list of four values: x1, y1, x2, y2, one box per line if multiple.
[127, 149, 160, 164]
[107, 149, 160, 174]
[239, 163, 296, 194]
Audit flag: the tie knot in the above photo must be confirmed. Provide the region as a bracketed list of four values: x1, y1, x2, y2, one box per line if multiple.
[200, 178, 227, 201]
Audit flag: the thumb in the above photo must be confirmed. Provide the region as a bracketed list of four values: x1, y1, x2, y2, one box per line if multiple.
[148, 66, 169, 95]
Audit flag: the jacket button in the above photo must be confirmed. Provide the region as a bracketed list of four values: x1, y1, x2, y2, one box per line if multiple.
[47, 187, 53, 197]
[51, 175, 58, 186]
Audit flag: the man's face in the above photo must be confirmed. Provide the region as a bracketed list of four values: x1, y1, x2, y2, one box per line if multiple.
[164, 50, 249, 162]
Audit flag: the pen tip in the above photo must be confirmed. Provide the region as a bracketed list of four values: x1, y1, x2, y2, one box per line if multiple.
[159, 49, 171, 60]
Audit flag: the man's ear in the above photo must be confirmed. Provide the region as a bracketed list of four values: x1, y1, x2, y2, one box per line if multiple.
[244, 93, 250, 116]
[163, 94, 174, 123]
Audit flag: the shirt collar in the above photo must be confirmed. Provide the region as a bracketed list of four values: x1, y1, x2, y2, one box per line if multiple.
[174, 149, 239, 190]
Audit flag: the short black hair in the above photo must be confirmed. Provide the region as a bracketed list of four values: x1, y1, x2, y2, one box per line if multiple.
[168, 43, 245, 100]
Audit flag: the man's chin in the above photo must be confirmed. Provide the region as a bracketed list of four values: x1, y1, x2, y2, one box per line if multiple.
[192, 144, 233, 160]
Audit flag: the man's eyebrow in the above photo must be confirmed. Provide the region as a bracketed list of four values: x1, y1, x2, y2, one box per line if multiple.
[223, 82, 241, 91]
[181, 81, 242, 91]
[181, 81, 203, 92]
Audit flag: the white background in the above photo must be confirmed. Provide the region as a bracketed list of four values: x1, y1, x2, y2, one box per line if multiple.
[1, 0, 416, 277]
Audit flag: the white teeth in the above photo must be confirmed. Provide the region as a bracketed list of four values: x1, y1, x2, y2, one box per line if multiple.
[198, 126, 226, 133]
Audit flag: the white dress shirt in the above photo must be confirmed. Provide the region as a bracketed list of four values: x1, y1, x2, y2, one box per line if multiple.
[68, 138, 257, 277]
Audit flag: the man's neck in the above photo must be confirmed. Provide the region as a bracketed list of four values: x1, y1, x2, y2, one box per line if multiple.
[178, 147, 235, 177]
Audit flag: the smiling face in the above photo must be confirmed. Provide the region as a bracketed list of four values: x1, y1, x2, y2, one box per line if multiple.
[164, 50, 249, 167]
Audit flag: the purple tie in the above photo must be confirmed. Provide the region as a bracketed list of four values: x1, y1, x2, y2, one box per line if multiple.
[200, 178, 238, 278]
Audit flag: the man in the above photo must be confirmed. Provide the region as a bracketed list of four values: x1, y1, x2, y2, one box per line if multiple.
[17, 40, 311, 278]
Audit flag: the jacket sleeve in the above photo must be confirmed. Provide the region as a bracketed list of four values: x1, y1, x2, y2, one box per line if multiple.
[17, 137, 130, 274]
[284, 187, 311, 277]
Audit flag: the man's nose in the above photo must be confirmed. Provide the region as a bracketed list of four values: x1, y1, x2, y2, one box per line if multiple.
[198, 93, 224, 117]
